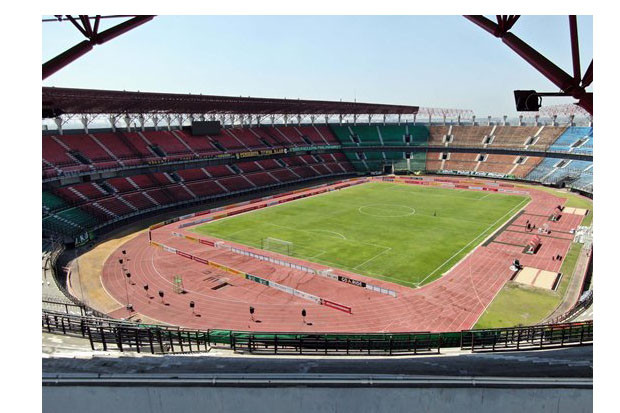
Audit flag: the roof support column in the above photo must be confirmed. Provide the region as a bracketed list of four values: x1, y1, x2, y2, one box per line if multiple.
[80, 115, 89, 133]
[339, 114, 343, 126]
[298, 114, 302, 126]
[534, 115, 539, 126]
[368, 114, 372, 126]
[310, 115, 315, 126]
[487, 116, 492, 126]
[442, 114, 447, 126]
[383, 114, 386, 126]
[123, 115, 132, 132]
[152, 115, 159, 131]
[177, 114, 183, 129]
[428, 113, 431, 125]
[552, 115, 557, 127]
[324, 115, 329, 125]
[283, 114, 288, 126]
[569, 114, 575, 126]
[108, 115, 117, 132]
[353, 114, 357, 126]
[518, 115, 523, 126]
[165, 114, 172, 131]
[138, 114, 146, 131]
[457, 114, 461, 126]
[54, 117, 63, 135]
[503, 115, 508, 126]
[472, 115, 476, 126]
[413, 114, 417, 126]
[271, 115, 276, 126]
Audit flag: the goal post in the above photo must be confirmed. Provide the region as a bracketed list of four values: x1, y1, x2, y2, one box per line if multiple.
[261, 237, 294, 256]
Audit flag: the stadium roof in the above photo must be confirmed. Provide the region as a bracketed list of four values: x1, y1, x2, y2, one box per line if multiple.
[42, 87, 420, 117]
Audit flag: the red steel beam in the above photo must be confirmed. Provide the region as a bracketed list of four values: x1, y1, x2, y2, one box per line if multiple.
[464, 15, 592, 115]
[569, 15, 581, 83]
[582, 61, 593, 88]
[42, 15, 155, 80]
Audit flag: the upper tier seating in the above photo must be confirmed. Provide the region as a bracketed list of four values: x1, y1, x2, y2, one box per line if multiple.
[547, 127, 593, 155]
[43, 153, 354, 237]
[43, 126, 343, 178]
[330, 124, 429, 147]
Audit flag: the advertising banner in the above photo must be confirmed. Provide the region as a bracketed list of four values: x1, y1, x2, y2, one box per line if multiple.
[245, 273, 270, 286]
[163, 245, 176, 254]
[321, 299, 352, 314]
[337, 275, 366, 288]
[176, 250, 192, 259]
[192, 256, 209, 264]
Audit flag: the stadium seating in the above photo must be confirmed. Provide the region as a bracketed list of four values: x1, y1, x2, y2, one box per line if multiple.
[42, 125, 345, 178]
[43, 146, 354, 238]
[42, 123, 590, 238]
[330, 124, 429, 172]
[547, 126, 593, 155]
[526, 157, 593, 186]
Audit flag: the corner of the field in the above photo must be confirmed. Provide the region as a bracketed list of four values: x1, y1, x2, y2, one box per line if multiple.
[414, 195, 531, 292]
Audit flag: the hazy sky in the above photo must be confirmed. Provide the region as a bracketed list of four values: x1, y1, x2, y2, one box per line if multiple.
[42, 15, 593, 116]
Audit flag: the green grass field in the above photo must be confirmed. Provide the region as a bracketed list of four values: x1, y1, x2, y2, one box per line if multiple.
[192, 181, 529, 287]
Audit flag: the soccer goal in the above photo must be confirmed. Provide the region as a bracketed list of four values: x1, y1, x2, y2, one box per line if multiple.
[261, 237, 294, 256]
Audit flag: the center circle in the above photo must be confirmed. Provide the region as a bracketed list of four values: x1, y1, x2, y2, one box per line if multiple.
[358, 204, 416, 218]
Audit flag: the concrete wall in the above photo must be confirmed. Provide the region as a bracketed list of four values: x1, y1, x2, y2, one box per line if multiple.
[43, 386, 592, 413]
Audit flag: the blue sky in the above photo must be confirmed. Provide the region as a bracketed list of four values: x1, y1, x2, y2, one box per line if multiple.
[42, 15, 592, 116]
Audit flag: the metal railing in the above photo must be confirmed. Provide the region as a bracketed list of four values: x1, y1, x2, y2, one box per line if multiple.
[42, 309, 592, 356]
[460, 321, 593, 352]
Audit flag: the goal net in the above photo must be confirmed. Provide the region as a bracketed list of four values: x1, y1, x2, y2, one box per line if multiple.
[261, 237, 293, 256]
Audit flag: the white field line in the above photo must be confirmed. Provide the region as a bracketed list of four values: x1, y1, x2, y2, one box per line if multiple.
[193, 180, 364, 227]
[412, 212, 492, 227]
[415, 196, 531, 287]
[389, 184, 500, 201]
[306, 229, 347, 240]
[353, 247, 393, 270]
[266, 222, 390, 250]
[308, 250, 328, 259]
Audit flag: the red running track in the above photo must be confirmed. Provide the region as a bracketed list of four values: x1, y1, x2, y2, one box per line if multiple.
[101, 177, 585, 332]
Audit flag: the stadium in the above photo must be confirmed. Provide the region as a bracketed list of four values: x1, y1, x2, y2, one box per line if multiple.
[41, 14, 594, 413]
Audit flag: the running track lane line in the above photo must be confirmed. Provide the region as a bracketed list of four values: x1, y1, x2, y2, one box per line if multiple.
[415, 196, 530, 287]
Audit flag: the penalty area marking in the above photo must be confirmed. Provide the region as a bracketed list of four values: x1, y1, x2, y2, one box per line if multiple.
[358, 204, 416, 218]
[306, 229, 347, 240]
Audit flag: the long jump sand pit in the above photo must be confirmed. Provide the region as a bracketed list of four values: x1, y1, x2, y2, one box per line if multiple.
[513, 266, 560, 291]
[533, 270, 561, 290]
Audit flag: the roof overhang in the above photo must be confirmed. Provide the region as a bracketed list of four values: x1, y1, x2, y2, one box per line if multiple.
[42, 87, 420, 117]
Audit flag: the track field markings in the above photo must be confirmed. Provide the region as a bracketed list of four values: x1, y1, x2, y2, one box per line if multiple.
[415, 196, 530, 287]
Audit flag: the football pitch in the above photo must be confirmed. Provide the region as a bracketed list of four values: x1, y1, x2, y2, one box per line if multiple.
[191, 181, 529, 287]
